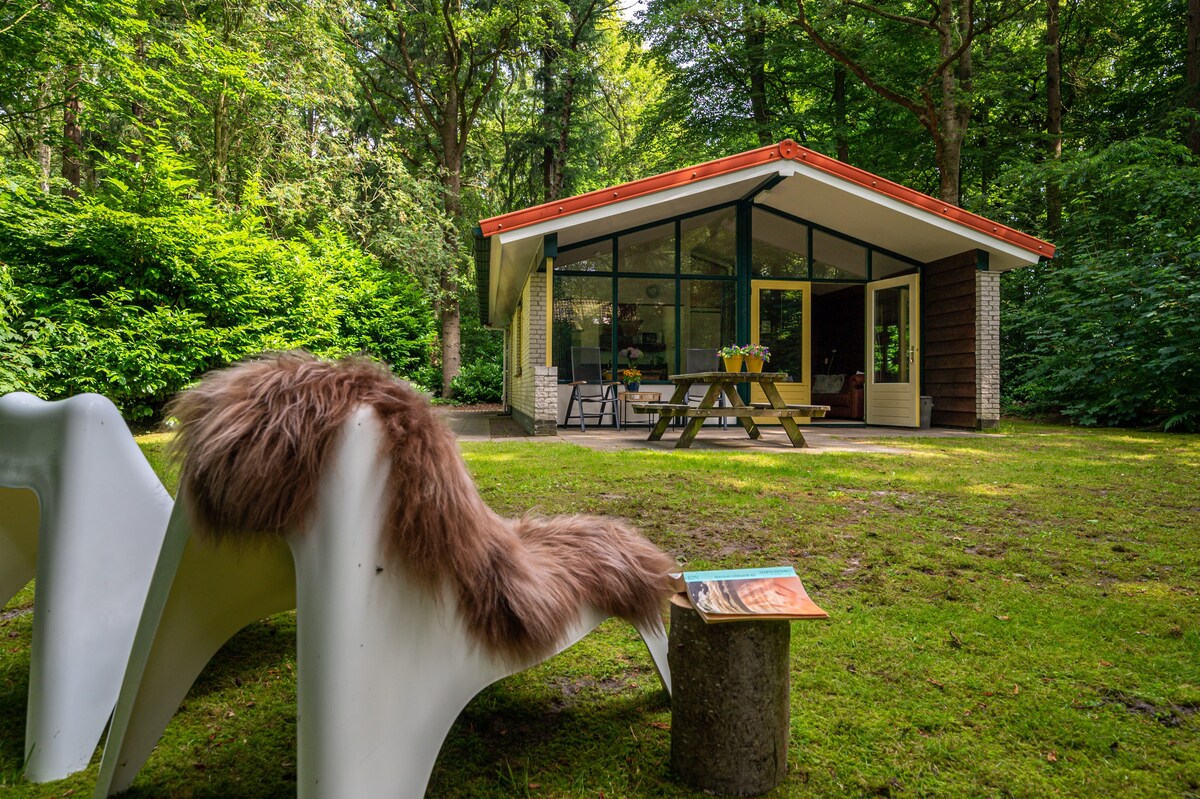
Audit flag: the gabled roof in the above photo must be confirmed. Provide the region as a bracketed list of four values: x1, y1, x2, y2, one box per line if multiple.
[476, 140, 1054, 327]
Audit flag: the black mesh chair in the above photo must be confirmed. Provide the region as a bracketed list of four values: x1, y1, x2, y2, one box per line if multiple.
[562, 347, 620, 431]
[682, 348, 728, 430]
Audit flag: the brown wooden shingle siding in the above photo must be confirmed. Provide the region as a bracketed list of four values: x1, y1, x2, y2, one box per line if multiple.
[922, 252, 979, 428]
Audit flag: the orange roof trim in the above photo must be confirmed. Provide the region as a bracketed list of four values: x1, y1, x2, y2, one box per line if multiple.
[478, 140, 1056, 259]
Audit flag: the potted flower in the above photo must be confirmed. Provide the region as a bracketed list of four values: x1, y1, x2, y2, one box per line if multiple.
[742, 344, 771, 373]
[619, 346, 643, 365]
[717, 345, 746, 372]
[618, 366, 643, 392]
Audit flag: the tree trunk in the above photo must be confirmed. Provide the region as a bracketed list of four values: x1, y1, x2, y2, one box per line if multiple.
[834, 64, 849, 161]
[213, 88, 229, 200]
[1046, 0, 1063, 233]
[541, 44, 558, 202]
[668, 600, 789, 796]
[1187, 0, 1199, 155]
[747, 20, 772, 146]
[61, 65, 81, 199]
[440, 118, 465, 399]
[38, 80, 51, 193]
[934, 0, 970, 206]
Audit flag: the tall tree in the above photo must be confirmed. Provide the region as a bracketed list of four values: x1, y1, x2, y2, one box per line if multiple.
[538, 0, 621, 201]
[1045, 0, 1061, 232]
[1188, 0, 1199, 154]
[352, 0, 530, 396]
[794, 0, 1035, 205]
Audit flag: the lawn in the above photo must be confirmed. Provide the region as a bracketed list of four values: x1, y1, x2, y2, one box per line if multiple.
[1, 421, 1197, 797]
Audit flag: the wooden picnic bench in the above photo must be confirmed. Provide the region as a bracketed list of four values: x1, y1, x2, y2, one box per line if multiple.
[631, 371, 829, 449]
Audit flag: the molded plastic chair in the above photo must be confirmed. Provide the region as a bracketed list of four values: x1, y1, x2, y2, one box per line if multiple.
[0, 392, 172, 782]
[95, 406, 670, 799]
[562, 346, 620, 430]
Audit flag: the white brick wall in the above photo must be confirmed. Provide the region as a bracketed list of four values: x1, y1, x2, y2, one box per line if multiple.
[975, 270, 1001, 426]
[508, 273, 558, 435]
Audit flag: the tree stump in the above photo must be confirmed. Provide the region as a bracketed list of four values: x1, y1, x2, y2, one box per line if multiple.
[668, 599, 790, 796]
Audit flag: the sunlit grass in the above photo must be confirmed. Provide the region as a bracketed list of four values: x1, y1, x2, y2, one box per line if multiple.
[1, 420, 1197, 797]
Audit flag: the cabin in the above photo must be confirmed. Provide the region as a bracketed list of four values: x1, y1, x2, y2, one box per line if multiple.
[473, 140, 1054, 435]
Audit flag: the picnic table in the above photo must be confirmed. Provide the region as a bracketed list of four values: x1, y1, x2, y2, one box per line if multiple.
[631, 371, 829, 449]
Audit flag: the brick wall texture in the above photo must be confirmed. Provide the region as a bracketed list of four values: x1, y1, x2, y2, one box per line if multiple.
[975, 270, 1001, 427]
[508, 274, 558, 435]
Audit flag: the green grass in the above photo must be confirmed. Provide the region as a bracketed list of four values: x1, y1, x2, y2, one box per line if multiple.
[2, 421, 1198, 797]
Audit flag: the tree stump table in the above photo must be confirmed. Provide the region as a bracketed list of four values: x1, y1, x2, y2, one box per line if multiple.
[668, 598, 790, 796]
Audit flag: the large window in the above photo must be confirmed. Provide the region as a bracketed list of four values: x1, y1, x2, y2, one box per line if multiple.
[871, 251, 917, 279]
[552, 274, 612, 381]
[682, 279, 735, 359]
[682, 209, 735, 276]
[752, 209, 808, 278]
[550, 202, 915, 382]
[616, 278, 675, 380]
[812, 230, 867, 280]
[555, 239, 612, 272]
[553, 211, 737, 381]
[619, 223, 675, 274]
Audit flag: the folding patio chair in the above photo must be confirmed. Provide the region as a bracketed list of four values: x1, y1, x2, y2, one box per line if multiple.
[0, 392, 172, 782]
[562, 346, 620, 431]
[681, 348, 728, 430]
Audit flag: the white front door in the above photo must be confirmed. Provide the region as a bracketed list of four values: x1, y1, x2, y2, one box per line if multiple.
[865, 273, 920, 427]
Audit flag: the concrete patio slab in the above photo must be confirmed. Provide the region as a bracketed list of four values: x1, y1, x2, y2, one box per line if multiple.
[440, 409, 994, 454]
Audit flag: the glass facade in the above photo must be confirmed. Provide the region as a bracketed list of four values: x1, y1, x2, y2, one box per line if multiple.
[550, 202, 920, 382]
[552, 274, 613, 381]
[752, 209, 808, 278]
[812, 230, 867, 280]
[682, 209, 736, 276]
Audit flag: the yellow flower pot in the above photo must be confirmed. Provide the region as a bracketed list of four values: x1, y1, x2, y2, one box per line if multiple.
[723, 355, 744, 372]
[745, 355, 764, 373]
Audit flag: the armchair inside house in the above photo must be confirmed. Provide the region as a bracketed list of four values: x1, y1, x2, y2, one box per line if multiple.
[810, 373, 865, 420]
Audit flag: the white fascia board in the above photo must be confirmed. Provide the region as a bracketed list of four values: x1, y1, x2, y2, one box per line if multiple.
[768, 162, 1040, 269]
[487, 234, 504, 327]
[491, 237, 543, 329]
[495, 162, 791, 248]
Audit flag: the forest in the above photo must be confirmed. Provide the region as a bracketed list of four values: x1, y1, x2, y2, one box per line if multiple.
[0, 0, 1196, 430]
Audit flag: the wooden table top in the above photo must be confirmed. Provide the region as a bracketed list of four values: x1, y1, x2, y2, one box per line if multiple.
[667, 371, 792, 383]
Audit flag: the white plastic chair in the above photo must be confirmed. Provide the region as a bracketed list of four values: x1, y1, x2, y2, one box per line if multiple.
[0, 392, 172, 782]
[95, 406, 671, 798]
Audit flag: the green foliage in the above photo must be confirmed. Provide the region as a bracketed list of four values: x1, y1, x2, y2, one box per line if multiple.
[450, 357, 503, 404]
[0, 260, 48, 393]
[0, 143, 434, 418]
[1001, 138, 1200, 431]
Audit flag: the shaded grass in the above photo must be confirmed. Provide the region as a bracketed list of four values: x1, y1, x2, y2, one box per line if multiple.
[1, 421, 1197, 797]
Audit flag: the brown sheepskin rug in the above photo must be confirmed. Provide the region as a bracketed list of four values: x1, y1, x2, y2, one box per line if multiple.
[167, 351, 676, 662]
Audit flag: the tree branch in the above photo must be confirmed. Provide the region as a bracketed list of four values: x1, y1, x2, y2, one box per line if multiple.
[793, 0, 933, 133]
[844, 0, 937, 29]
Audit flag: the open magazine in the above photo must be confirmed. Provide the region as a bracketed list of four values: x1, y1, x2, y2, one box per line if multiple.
[670, 566, 828, 624]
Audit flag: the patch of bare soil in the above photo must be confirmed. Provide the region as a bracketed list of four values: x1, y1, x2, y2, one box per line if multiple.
[1101, 690, 1198, 727]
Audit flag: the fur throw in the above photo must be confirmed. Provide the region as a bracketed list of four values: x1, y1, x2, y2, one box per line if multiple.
[167, 351, 675, 662]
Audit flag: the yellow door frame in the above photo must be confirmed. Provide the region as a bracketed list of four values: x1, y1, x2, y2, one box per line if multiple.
[749, 280, 812, 422]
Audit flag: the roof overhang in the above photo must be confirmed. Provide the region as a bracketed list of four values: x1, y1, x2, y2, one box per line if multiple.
[477, 140, 1054, 328]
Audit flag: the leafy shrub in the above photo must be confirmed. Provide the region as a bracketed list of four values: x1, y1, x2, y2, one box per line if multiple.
[449, 358, 502, 404]
[0, 261, 48, 393]
[1001, 138, 1200, 431]
[0, 143, 435, 418]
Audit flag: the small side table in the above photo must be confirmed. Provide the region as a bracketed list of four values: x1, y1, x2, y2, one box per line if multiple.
[620, 390, 662, 428]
